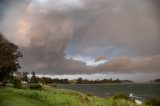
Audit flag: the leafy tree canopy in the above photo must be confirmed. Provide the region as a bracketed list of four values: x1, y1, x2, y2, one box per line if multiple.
[0, 33, 22, 86]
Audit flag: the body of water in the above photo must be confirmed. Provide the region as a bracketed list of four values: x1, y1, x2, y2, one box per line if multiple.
[57, 83, 160, 99]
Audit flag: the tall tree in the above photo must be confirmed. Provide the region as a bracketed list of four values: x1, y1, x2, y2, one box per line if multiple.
[22, 72, 29, 83]
[0, 33, 22, 86]
[30, 72, 38, 83]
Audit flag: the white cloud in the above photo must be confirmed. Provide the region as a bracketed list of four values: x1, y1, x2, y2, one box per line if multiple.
[32, 0, 84, 11]
[36, 73, 160, 82]
[66, 55, 107, 66]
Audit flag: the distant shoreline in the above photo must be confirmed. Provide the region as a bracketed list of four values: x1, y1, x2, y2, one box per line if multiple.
[52, 82, 160, 85]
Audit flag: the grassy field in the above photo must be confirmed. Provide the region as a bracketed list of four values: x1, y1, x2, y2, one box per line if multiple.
[0, 88, 48, 106]
[0, 86, 141, 106]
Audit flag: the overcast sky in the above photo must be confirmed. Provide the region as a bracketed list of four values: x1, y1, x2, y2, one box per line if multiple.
[0, 0, 160, 82]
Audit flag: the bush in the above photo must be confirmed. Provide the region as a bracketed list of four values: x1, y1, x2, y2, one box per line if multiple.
[85, 92, 94, 97]
[12, 77, 22, 89]
[144, 97, 160, 106]
[29, 84, 42, 90]
[112, 92, 129, 100]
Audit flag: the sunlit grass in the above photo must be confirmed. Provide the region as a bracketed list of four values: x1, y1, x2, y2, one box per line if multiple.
[0, 86, 142, 106]
[0, 88, 48, 106]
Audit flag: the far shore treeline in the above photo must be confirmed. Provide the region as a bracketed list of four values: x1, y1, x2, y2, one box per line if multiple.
[9, 71, 134, 85]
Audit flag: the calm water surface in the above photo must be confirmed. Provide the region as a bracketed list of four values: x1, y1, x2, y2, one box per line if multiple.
[57, 84, 160, 99]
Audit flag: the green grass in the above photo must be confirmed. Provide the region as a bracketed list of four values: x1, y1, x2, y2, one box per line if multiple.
[0, 86, 141, 106]
[0, 88, 48, 106]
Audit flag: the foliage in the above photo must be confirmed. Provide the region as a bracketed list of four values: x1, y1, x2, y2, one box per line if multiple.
[30, 72, 38, 83]
[75, 78, 132, 84]
[85, 92, 94, 97]
[1, 87, 140, 106]
[12, 76, 22, 89]
[40, 77, 69, 84]
[40, 77, 53, 84]
[154, 79, 160, 83]
[112, 92, 129, 100]
[0, 33, 22, 86]
[144, 97, 160, 106]
[15, 74, 132, 84]
[77, 78, 83, 84]
[29, 84, 42, 90]
[22, 72, 29, 82]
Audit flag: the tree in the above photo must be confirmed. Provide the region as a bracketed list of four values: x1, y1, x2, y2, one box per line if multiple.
[22, 72, 29, 83]
[0, 33, 22, 86]
[77, 78, 83, 84]
[12, 76, 22, 89]
[30, 72, 38, 83]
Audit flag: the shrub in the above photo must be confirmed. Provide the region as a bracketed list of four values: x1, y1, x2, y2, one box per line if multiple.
[29, 84, 42, 90]
[85, 92, 94, 97]
[112, 92, 129, 100]
[144, 97, 160, 106]
[12, 77, 22, 89]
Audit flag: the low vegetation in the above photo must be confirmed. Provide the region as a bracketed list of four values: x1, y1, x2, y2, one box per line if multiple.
[12, 77, 22, 89]
[1, 84, 160, 106]
[29, 84, 43, 90]
[0, 86, 142, 106]
[144, 97, 160, 106]
[112, 92, 130, 100]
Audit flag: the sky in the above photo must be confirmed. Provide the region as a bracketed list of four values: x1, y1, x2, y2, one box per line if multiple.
[0, 0, 160, 82]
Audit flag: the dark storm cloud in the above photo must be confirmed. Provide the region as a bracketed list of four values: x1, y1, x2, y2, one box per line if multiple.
[0, 0, 25, 20]
[153, 0, 160, 29]
[96, 55, 160, 73]
[0, 0, 10, 21]
[0, 0, 160, 77]
[68, 0, 160, 58]
[0, 0, 91, 74]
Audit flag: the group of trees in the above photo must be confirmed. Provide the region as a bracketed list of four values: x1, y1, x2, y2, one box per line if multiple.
[150, 79, 160, 83]
[13, 72, 37, 84]
[154, 79, 160, 82]
[10, 71, 133, 85]
[12, 71, 43, 89]
[76, 78, 132, 84]
[13, 71, 69, 85]
[0, 33, 39, 86]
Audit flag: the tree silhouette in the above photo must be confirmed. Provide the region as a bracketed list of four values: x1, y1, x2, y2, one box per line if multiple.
[22, 72, 29, 83]
[30, 72, 38, 83]
[0, 33, 22, 86]
[77, 78, 83, 84]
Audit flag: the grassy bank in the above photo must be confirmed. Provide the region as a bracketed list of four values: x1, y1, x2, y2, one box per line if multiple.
[0, 86, 141, 106]
[0, 89, 48, 106]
